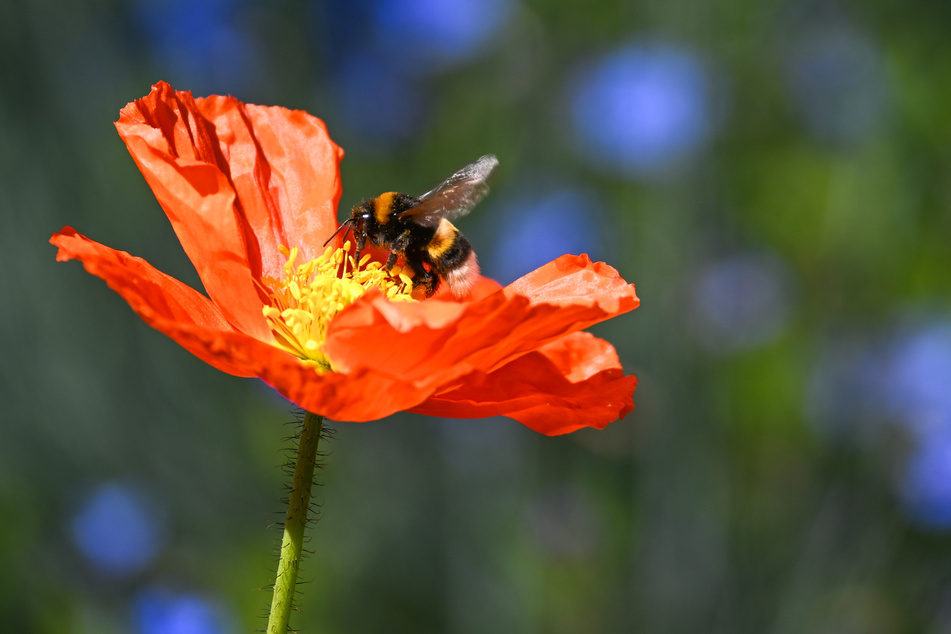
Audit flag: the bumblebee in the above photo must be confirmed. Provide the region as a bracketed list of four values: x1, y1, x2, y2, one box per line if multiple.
[328, 154, 498, 300]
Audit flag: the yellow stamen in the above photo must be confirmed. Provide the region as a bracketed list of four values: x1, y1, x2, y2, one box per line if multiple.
[260, 244, 416, 372]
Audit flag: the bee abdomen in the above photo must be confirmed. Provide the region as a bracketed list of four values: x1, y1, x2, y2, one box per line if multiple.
[444, 249, 479, 298]
[426, 220, 479, 298]
[427, 220, 466, 268]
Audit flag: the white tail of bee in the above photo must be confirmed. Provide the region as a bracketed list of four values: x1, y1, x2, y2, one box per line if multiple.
[446, 250, 480, 298]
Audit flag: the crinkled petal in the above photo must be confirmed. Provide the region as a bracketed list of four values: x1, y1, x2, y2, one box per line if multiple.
[155, 324, 437, 422]
[51, 227, 430, 421]
[324, 254, 638, 391]
[116, 81, 344, 339]
[504, 254, 638, 312]
[116, 83, 267, 339]
[51, 227, 258, 376]
[411, 332, 636, 435]
[197, 96, 345, 271]
[252, 351, 434, 422]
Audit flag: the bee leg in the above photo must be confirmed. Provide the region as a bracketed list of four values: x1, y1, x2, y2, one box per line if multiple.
[417, 275, 439, 298]
[406, 258, 438, 299]
[353, 231, 367, 265]
[415, 274, 439, 299]
[393, 230, 413, 251]
[384, 230, 411, 271]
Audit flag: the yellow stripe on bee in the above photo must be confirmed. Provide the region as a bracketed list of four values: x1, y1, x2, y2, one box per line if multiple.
[374, 192, 398, 224]
[427, 219, 458, 259]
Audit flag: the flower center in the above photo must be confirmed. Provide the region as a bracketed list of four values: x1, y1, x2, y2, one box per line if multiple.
[260, 243, 415, 372]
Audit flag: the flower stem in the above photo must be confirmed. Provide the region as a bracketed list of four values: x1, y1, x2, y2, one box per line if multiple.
[267, 410, 324, 634]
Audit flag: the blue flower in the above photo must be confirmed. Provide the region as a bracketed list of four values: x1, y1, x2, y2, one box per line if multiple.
[899, 432, 951, 530]
[332, 53, 427, 147]
[132, 0, 259, 93]
[569, 41, 713, 178]
[804, 338, 887, 445]
[885, 322, 951, 441]
[880, 319, 951, 529]
[690, 251, 796, 353]
[784, 26, 887, 144]
[483, 188, 603, 284]
[133, 587, 234, 634]
[70, 481, 163, 577]
[371, 0, 513, 72]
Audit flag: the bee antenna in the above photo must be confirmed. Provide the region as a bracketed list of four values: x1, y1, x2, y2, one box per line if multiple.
[323, 219, 352, 247]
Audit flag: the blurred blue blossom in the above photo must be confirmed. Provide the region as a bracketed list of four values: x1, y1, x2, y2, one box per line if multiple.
[899, 432, 951, 530]
[804, 339, 887, 444]
[70, 481, 163, 577]
[318, 0, 512, 145]
[879, 320, 951, 529]
[371, 0, 513, 73]
[569, 41, 713, 178]
[133, 0, 260, 94]
[885, 322, 951, 441]
[784, 26, 887, 145]
[332, 52, 427, 147]
[133, 587, 234, 634]
[807, 321, 951, 529]
[690, 252, 796, 353]
[483, 187, 602, 284]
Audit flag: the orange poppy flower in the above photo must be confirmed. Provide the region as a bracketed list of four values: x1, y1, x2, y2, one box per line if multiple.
[50, 82, 639, 435]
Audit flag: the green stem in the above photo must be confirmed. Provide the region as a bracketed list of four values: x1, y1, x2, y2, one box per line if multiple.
[267, 410, 324, 634]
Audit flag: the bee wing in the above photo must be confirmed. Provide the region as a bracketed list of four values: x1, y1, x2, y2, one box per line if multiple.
[399, 154, 498, 222]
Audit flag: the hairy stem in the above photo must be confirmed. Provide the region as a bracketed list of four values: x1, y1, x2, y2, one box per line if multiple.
[267, 411, 324, 634]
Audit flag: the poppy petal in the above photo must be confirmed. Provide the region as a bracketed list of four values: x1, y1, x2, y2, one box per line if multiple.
[51, 228, 431, 421]
[154, 322, 435, 422]
[255, 355, 434, 422]
[224, 100, 345, 269]
[51, 227, 261, 376]
[121, 82, 345, 278]
[411, 332, 636, 435]
[323, 254, 638, 390]
[116, 82, 345, 339]
[504, 254, 639, 312]
[116, 83, 270, 340]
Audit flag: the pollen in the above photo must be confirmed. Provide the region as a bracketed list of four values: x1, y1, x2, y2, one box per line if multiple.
[260, 243, 416, 372]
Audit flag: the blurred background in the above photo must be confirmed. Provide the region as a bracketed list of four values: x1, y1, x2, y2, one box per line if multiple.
[4, 0, 951, 631]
